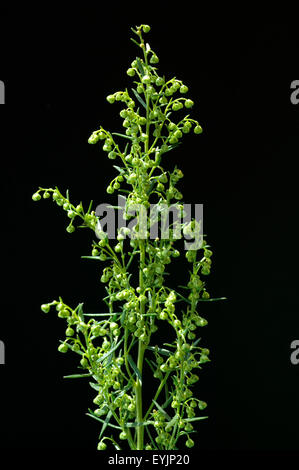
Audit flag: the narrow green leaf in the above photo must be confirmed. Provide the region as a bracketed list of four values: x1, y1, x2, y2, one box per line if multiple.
[112, 132, 133, 141]
[87, 200, 93, 213]
[184, 416, 208, 422]
[198, 296, 227, 302]
[112, 165, 125, 174]
[77, 303, 84, 322]
[83, 312, 120, 317]
[147, 346, 171, 357]
[87, 410, 122, 431]
[152, 400, 171, 420]
[131, 88, 147, 109]
[127, 354, 142, 384]
[130, 37, 140, 47]
[89, 382, 100, 392]
[136, 57, 145, 76]
[144, 358, 156, 374]
[63, 373, 92, 379]
[97, 339, 123, 364]
[99, 409, 113, 439]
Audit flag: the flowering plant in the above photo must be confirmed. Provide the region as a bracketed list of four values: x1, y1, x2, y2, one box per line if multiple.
[33, 24, 221, 451]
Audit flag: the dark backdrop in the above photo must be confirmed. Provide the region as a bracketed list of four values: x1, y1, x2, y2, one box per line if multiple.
[1, 5, 299, 464]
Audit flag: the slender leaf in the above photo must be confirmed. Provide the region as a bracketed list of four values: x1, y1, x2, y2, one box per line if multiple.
[130, 37, 140, 47]
[147, 346, 171, 357]
[97, 339, 123, 364]
[184, 416, 208, 422]
[113, 165, 126, 174]
[127, 354, 142, 384]
[112, 132, 133, 141]
[131, 88, 146, 109]
[77, 303, 84, 322]
[145, 358, 156, 374]
[198, 296, 227, 302]
[63, 373, 92, 379]
[87, 410, 122, 431]
[136, 57, 145, 76]
[99, 409, 113, 439]
[83, 312, 120, 317]
[89, 382, 100, 392]
[152, 400, 171, 420]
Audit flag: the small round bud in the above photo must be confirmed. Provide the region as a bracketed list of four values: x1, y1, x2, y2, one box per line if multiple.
[194, 125, 203, 134]
[180, 85, 189, 93]
[97, 441, 107, 450]
[142, 74, 151, 84]
[185, 438, 194, 448]
[127, 68, 136, 77]
[32, 192, 41, 201]
[106, 95, 115, 103]
[185, 99, 194, 108]
[41, 304, 50, 313]
[58, 343, 68, 353]
[142, 25, 151, 33]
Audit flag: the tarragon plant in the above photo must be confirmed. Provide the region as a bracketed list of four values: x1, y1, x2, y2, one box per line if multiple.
[32, 24, 219, 451]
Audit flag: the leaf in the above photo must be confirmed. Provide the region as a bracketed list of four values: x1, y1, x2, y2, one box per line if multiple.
[136, 57, 145, 76]
[112, 132, 133, 141]
[77, 303, 84, 322]
[125, 420, 153, 428]
[87, 410, 122, 431]
[63, 373, 92, 379]
[152, 400, 171, 420]
[131, 88, 147, 109]
[165, 414, 179, 431]
[191, 337, 201, 348]
[144, 358, 156, 374]
[130, 37, 140, 47]
[83, 312, 120, 317]
[112, 165, 126, 174]
[184, 416, 208, 422]
[147, 346, 171, 357]
[97, 339, 123, 364]
[99, 409, 113, 439]
[89, 382, 100, 392]
[87, 200, 93, 213]
[127, 354, 142, 384]
[198, 296, 227, 302]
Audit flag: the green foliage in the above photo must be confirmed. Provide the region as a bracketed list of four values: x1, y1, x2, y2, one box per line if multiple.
[33, 24, 222, 451]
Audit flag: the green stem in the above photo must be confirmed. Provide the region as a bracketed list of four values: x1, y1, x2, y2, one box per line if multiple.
[135, 339, 145, 449]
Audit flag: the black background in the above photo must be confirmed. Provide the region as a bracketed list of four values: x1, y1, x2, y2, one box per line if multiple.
[1, 4, 299, 464]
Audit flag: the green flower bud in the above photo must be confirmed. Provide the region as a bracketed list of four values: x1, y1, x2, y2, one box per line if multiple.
[66, 327, 74, 336]
[106, 94, 115, 103]
[185, 99, 194, 108]
[194, 125, 203, 134]
[180, 85, 189, 93]
[150, 54, 159, 64]
[58, 343, 68, 353]
[127, 68, 136, 76]
[185, 438, 194, 448]
[41, 303, 50, 313]
[142, 74, 151, 84]
[97, 441, 107, 450]
[66, 224, 75, 233]
[142, 25, 151, 33]
[32, 192, 41, 201]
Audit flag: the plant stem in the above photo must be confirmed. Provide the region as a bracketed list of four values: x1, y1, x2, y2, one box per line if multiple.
[135, 339, 145, 449]
[135, 239, 146, 449]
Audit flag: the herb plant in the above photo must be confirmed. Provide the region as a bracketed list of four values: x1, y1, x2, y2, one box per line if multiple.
[33, 24, 218, 451]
